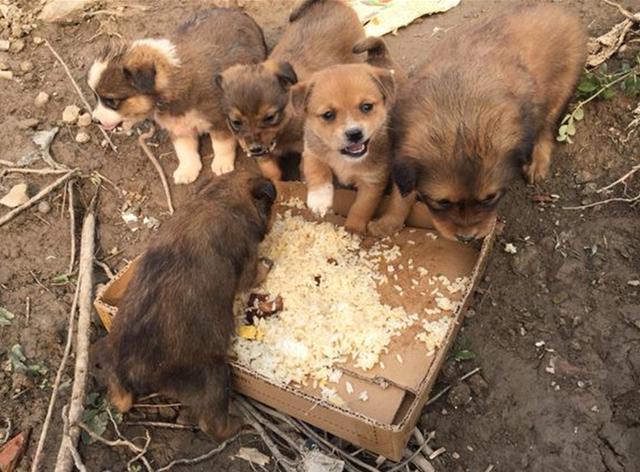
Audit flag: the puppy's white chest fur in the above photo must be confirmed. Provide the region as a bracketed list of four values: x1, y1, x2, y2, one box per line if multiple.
[155, 109, 212, 138]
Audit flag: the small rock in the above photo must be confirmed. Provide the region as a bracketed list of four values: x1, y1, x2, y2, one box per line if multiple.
[512, 245, 542, 277]
[17, 118, 39, 130]
[9, 39, 25, 54]
[0, 40, 9, 52]
[582, 182, 598, 195]
[77, 112, 92, 127]
[575, 170, 594, 184]
[37, 201, 51, 214]
[75, 131, 90, 144]
[504, 243, 517, 254]
[39, 0, 98, 22]
[34, 91, 49, 108]
[0, 183, 29, 208]
[62, 105, 80, 124]
[0, 70, 13, 80]
[552, 291, 569, 305]
[19, 60, 33, 72]
[627, 280, 640, 287]
[33, 36, 44, 45]
[0, 61, 8, 71]
[467, 374, 489, 397]
[447, 382, 472, 409]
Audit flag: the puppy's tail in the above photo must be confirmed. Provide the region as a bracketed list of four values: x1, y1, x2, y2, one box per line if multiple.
[353, 37, 393, 69]
[289, 0, 326, 22]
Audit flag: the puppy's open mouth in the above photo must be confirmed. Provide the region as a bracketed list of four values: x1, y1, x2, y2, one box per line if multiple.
[340, 139, 369, 158]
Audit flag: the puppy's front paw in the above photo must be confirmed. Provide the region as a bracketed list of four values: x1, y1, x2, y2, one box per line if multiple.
[211, 157, 235, 176]
[344, 218, 367, 235]
[368, 217, 403, 238]
[522, 161, 549, 185]
[173, 161, 202, 184]
[307, 184, 334, 216]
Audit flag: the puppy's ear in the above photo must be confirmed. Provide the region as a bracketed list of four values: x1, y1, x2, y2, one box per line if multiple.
[123, 64, 156, 94]
[265, 60, 298, 89]
[392, 156, 419, 197]
[213, 73, 224, 91]
[250, 177, 277, 205]
[370, 67, 396, 105]
[290, 81, 313, 115]
[353, 37, 392, 69]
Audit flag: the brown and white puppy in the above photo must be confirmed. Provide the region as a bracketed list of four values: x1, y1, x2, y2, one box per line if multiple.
[369, 4, 586, 242]
[292, 62, 396, 234]
[216, 0, 366, 181]
[88, 9, 267, 184]
[92, 171, 276, 440]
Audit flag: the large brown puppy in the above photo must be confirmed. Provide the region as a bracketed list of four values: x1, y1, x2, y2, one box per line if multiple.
[292, 39, 399, 234]
[92, 171, 276, 440]
[216, 0, 365, 181]
[88, 9, 266, 184]
[369, 4, 586, 242]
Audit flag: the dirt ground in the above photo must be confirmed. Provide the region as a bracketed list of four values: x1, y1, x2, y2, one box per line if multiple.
[1, 0, 639, 471]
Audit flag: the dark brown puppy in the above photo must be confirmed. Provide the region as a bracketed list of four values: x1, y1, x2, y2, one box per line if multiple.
[93, 171, 276, 441]
[216, 0, 365, 181]
[369, 4, 586, 242]
[88, 9, 266, 184]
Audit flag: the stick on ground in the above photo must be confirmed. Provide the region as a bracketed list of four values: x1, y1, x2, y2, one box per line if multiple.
[54, 193, 96, 472]
[67, 180, 76, 275]
[155, 433, 245, 472]
[44, 40, 117, 153]
[0, 169, 79, 227]
[138, 127, 175, 215]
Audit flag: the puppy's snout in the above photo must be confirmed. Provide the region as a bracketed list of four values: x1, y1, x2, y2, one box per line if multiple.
[456, 234, 476, 244]
[345, 128, 364, 143]
[248, 143, 267, 155]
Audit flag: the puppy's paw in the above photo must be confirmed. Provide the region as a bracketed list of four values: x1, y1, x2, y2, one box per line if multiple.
[368, 217, 403, 238]
[173, 161, 202, 184]
[344, 218, 367, 235]
[522, 161, 550, 185]
[211, 157, 235, 176]
[307, 183, 334, 216]
[201, 416, 241, 442]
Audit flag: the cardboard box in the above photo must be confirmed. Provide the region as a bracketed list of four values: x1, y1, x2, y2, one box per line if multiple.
[94, 182, 494, 461]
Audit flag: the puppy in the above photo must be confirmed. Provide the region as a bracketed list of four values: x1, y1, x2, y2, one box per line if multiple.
[88, 8, 267, 184]
[216, 0, 365, 181]
[292, 62, 396, 234]
[92, 171, 276, 440]
[369, 4, 586, 242]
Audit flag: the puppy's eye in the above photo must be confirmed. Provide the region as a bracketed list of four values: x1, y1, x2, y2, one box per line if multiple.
[321, 110, 335, 121]
[428, 198, 453, 211]
[263, 112, 279, 126]
[228, 118, 243, 131]
[101, 97, 122, 110]
[360, 102, 374, 113]
[479, 192, 501, 207]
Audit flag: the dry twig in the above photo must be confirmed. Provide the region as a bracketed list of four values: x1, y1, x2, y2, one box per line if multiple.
[61, 408, 87, 472]
[603, 0, 640, 22]
[125, 421, 195, 430]
[67, 180, 76, 275]
[44, 40, 117, 153]
[54, 193, 97, 472]
[597, 163, 640, 193]
[0, 167, 71, 175]
[425, 367, 481, 407]
[95, 260, 115, 280]
[138, 127, 175, 215]
[563, 194, 640, 210]
[0, 169, 79, 227]
[155, 433, 246, 472]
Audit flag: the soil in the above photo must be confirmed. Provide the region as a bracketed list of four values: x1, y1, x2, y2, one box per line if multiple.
[1, 0, 639, 471]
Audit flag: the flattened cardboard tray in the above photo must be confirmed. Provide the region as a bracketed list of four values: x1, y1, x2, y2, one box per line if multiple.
[94, 182, 495, 461]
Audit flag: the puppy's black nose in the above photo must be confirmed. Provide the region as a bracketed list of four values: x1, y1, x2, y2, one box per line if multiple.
[345, 128, 363, 143]
[248, 144, 266, 155]
[456, 234, 475, 243]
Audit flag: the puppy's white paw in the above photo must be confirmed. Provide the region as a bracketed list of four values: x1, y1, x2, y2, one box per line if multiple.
[307, 183, 334, 216]
[173, 161, 202, 184]
[211, 157, 235, 176]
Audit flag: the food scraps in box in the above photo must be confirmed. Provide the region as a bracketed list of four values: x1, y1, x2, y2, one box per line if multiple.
[233, 202, 470, 390]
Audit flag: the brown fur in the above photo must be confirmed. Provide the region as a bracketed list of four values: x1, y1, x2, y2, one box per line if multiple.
[92, 171, 276, 441]
[369, 4, 587, 241]
[293, 63, 396, 234]
[216, 0, 365, 181]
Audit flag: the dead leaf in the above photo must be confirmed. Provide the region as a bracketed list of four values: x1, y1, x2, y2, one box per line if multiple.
[235, 447, 270, 467]
[0, 430, 30, 472]
[0, 184, 29, 208]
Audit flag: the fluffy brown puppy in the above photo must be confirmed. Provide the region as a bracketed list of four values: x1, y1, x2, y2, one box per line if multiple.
[369, 4, 586, 242]
[93, 171, 276, 441]
[88, 9, 266, 184]
[216, 0, 365, 181]
[292, 62, 396, 234]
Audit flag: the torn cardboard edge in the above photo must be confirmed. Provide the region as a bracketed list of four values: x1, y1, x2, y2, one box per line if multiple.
[94, 182, 495, 460]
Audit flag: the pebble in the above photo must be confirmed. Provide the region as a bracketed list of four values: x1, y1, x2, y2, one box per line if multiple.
[9, 39, 25, 54]
[447, 382, 472, 409]
[34, 91, 49, 107]
[75, 131, 90, 144]
[33, 36, 44, 45]
[19, 60, 33, 72]
[62, 105, 80, 124]
[0, 70, 13, 80]
[0, 40, 8, 52]
[0, 61, 8, 70]
[17, 118, 39, 130]
[37, 201, 51, 214]
[77, 112, 92, 127]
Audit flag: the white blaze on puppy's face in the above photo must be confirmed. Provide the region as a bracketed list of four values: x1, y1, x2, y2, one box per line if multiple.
[88, 59, 125, 130]
[131, 39, 181, 67]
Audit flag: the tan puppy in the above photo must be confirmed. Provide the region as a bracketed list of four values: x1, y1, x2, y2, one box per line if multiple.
[369, 4, 586, 241]
[216, 0, 365, 181]
[88, 9, 266, 184]
[91, 171, 276, 440]
[292, 63, 396, 234]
